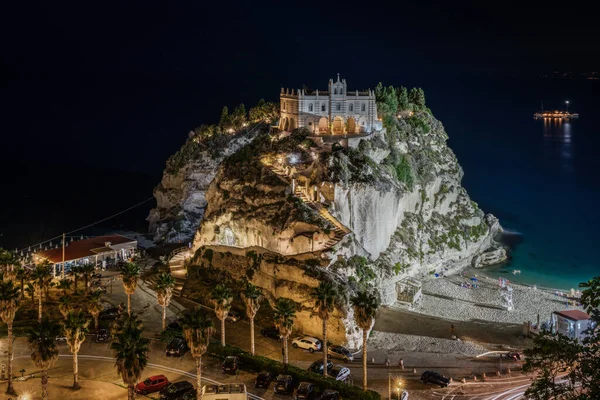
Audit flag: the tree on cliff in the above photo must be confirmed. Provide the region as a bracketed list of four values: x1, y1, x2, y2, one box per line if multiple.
[119, 262, 140, 315]
[249, 98, 279, 123]
[273, 298, 297, 366]
[241, 283, 263, 356]
[211, 284, 234, 347]
[181, 308, 215, 400]
[219, 106, 231, 131]
[31, 262, 53, 323]
[62, 310, 90, 389]
[351, 290, 380, 391]
[311, 281, 338, 377]
[155, 272, 176, 330]
[231, 104, 247, 129]
[523, 276, 600, 400]
[28, 318, 60, 400]
[111, 314, 149, 400]
[408, 87, 426, 111]
[397, 86, 410, 111]
[0, 278, 20, 395]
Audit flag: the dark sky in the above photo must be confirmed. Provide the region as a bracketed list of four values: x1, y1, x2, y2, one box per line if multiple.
[2, 0, 598, 176]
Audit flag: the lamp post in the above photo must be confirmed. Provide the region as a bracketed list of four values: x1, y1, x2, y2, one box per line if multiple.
[566, 100, 570, 112]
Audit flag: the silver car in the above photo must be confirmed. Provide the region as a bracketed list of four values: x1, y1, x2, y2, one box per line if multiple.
[327, 345, 353, 362]
[328, 365, 351, 382]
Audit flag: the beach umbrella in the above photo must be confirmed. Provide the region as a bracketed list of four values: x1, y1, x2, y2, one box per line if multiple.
[470, 277, 478, 282]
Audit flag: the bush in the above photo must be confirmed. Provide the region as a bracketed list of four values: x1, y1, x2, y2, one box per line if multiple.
[395, 156, 414, 189]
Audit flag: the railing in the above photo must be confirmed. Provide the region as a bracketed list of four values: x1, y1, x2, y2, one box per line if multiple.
[167, 246, 192, 262]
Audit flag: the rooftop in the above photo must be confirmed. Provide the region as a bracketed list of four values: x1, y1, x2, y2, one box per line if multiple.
[553, 310, 590, 321]
[36, 234, 137, 263]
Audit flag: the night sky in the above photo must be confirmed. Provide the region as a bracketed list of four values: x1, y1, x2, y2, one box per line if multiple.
[2, 1, 598, 175]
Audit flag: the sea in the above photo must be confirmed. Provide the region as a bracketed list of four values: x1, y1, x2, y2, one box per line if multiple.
[1, 76, 598, 290]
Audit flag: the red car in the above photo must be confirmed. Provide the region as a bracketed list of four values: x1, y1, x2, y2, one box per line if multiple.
[135, 374, 169, 394]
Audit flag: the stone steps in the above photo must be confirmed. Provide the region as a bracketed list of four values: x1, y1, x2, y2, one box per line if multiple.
[168, 249, 192, 297]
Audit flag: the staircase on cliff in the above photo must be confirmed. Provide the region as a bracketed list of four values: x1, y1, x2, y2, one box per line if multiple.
[266, 164, 351, 250]
[168, 247, 192, 297]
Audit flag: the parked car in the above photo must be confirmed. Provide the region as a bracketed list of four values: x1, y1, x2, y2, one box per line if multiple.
[307, 359, 333, 374]
[255, 371, 273, 388]
[159, 381, 195, 400]
[328, 365, 351, 382]
[221, 356, 239, 374]
[327, 345, 353, 362]
[503, 352, 522, 361]
[95, 328, 111, 343]
[260, 327, 282, 341]
[55, 335, 67, 342]
[225, 310, 242, 323]
[166, 338, 188, 357]
[135, 374, 169, 395]
[421, 370, 450, 387]
[99, 307, 120, 320]
[292, 336, 322, 353]
[274, 374, 294, 394]
[294, 382, 315, 400]
[320, 389, 341, 400]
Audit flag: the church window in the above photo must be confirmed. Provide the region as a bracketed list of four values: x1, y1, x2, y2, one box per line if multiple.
[349, 104, 354, 112]
[336, 103, 341, 111]
[361, 103, 366, 112]
[309, 104, 313, 112]
[321, 104, 326, 112]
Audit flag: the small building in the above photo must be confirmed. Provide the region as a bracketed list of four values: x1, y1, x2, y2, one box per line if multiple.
[34, 234, 137, 277]
[551, 310, 592, 341]
[395, 278, 423, 307]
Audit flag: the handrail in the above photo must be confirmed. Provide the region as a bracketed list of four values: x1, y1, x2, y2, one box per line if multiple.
[167, 246, 192, 262]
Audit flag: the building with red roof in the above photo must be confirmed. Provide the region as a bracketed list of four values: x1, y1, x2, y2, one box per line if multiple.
[551, 309, 592, 341]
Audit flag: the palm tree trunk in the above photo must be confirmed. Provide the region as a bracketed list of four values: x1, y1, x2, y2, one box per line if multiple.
[162, 305, 167, 330]
[127, 293, 131, 316]
[74, 274, 78, 293]
[196, 357, 202, 400]
[38, 291, 43, 323]
[283, 336, 289, 366]
[362, 329, 368, 391]
[128, 384, 135, 400]
[322, 317, 328, 377]
[72, 352, 79, 389]
[84, 276, 89, 293]
[221, 318, 226, 347]
[94, 314, 99, 331]
[41, 369, 49, 400]
[20, 278, 24, 299]
[6, 321, 15, 395]
[250, 316, 255, 356]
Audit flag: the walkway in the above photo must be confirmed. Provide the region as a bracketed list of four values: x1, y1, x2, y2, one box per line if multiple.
[167, 247, 192, 296]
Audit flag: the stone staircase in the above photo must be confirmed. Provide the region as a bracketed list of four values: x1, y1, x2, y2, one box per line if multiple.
[168, 248, 192, 297]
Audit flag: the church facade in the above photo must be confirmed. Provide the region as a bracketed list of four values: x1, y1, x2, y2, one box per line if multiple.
[279, 75, 381, 134]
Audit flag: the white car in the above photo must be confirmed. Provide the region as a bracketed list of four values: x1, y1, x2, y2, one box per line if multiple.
[291, 336, 322, 353]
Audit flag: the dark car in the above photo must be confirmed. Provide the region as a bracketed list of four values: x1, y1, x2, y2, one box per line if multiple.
[503, 352, 522, 361]
[308, 359, 333, 374]
[295, 382, 315, 400]
[166, 338, 188, 357]
[327, 345, 354, 362]
[95, 328, 111, 343]
[255, 371, 273, 388]
[159, 381, 194, 400]
[320, 389, 341, 400]
[421, 370, 451, 387]
[274, 374, 294, 394]
[221, 356, 239, 374]
[135, 374, 169, 395]
[99, 307, 120, 320]
[225, 309, 242, 323]
[261, 327, 282, 341]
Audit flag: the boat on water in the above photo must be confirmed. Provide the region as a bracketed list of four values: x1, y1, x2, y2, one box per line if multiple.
[534, 101, 579, 120]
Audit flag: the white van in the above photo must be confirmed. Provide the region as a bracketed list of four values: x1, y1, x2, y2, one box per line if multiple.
[202, 383, 248, 400]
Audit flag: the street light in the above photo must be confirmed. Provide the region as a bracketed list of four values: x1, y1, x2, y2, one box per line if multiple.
[566, 100, 570, 112]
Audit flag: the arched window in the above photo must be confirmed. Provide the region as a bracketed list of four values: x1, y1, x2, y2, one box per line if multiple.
[334, 88, 337, 94]
[349, 104, 354, 112]
[361, 103, 366, 112]
[321, 104, 326, 112]
[336, 103, 341, 111]
[309, 104, 313, 112]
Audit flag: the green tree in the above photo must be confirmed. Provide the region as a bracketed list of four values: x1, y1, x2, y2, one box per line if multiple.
[180, 308, 215, 400]
[62, 310, 90, 389]
[395, 155, 414, 189]
[155, 273, 176, 330]
[0, 249, 19, 281]
[231, 103, 247, 128]
[80, 263, 95, 293]
[119, 262, 140, 315]
[219, 105, 231, 131]
[241, 283, 263, 356]
[0, 279, 20, 395]
[28, 318, 60, 400]
[86, 290, 103, 331]
[374, 83, 398, 117]
[523, 276, 600, 400]
[71, 265, 81, 293]
[31, 262, 53, 322]
[408, 87, 426, 110]
[16, 267, 28, 299]
[57, 278, 72, 296]
[273, 298, 297, 366]
[111, 314, 149, 400]
[311, 281, 338, 376]
[350, 290, 380, 391]
[397, 86, 409, 111]
[58, 295, 74, 320]
[210, 284, 233, 346]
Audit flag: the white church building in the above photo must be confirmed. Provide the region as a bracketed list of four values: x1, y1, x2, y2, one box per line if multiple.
[279, 74, 382, 135]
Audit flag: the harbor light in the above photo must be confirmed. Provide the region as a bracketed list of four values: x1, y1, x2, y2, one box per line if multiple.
[565, 100, 570, 112]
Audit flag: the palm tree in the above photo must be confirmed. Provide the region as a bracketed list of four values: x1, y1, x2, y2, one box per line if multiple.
[155, 273, 175, 330]
[111, 314, 149, 400]
[31, 263, 52, 322]
[25, 283, 35, 302]
[350, 290, 380, 391]
[71, 265, 81, 293]
[119, 262, 140, 315]
[16, 267, 28, 299]
[273, 298, 297, 366]
[58, 295, 74, 320]
[0, 280, 20, 395]
[210, 284, 233, 347]
[86, 290, 103, 331]
[80, 263, 95, 293]
[0, 249, 19, 281]
[62, 310, 90, 389]
[311, 281, 338, 377]
[57, 278, 72, 296]
[180, 308, 215, 400]
[241, 283, 263, 356]
[28, 318, 60, 400]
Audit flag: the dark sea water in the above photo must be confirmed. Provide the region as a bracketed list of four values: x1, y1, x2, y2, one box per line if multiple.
[1, 76, 598, 290]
